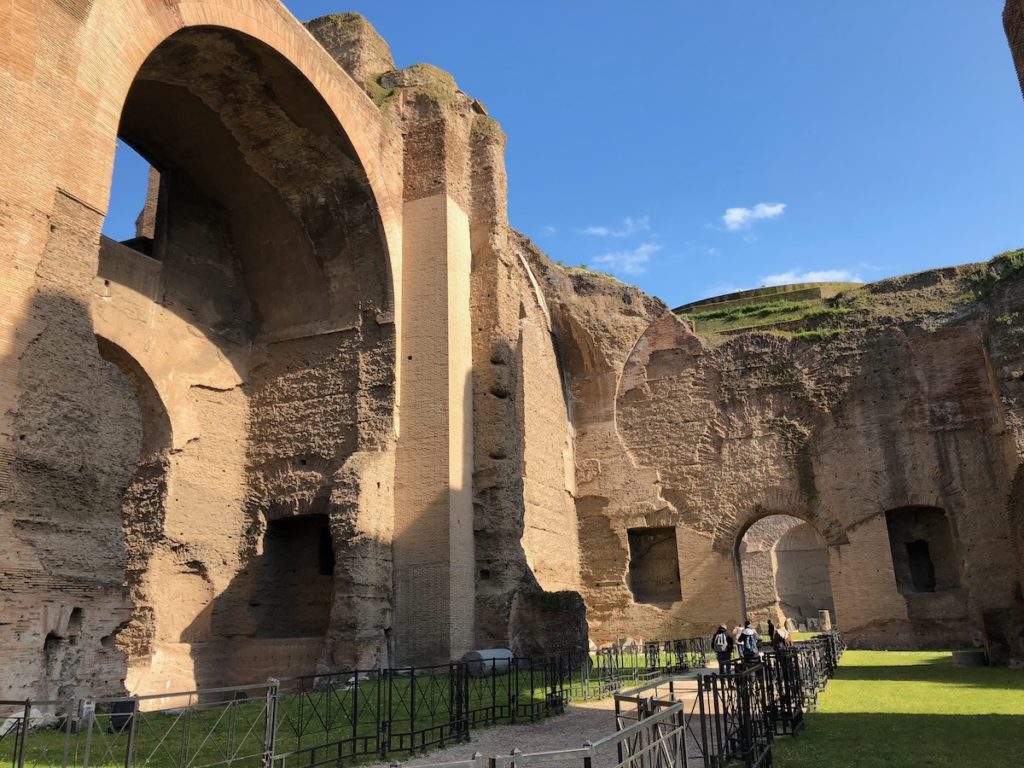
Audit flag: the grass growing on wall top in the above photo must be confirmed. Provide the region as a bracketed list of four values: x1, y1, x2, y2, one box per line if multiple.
[773, 650, 1024, 768]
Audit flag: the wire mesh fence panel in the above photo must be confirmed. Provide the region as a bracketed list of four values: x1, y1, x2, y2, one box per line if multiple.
[273, 670, 383, 767]
[126, 684, 273, 768]
[385, 665, 467, 755]
[0, 700, 77, 768]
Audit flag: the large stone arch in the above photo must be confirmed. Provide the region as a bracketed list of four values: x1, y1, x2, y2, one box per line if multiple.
[734, 512, 836, 629]
[0, 0, 404, 697]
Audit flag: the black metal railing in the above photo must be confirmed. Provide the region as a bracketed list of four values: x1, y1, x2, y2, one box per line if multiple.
[0, 631, 842, 768]
[696, 660, 774, 768]
[690, 630, 845, 767]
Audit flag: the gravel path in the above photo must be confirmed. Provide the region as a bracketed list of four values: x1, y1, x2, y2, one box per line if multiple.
[368, 675, 709, 768]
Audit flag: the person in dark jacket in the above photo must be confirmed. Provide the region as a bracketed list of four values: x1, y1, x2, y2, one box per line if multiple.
[711, 625, 734, 668]
[739, 620, 760, 659]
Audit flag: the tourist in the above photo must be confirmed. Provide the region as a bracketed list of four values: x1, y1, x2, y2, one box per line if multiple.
[771, 619, 792, 652]
[767, 619, 776, 642]
[740, 620, 760, 660]
[711, 624, 734, 667]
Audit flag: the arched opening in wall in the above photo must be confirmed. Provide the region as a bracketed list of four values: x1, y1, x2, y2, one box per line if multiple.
[102, 140, 165, 257]
[95, 25, 393, 689]
[626, 527, 682, 606]
[884, 506, 961, 595]
[109, 26, 390, 338]
[737, 515, 835, 631]
[95, 336, 172, 662]
[247, 515, 335, 638]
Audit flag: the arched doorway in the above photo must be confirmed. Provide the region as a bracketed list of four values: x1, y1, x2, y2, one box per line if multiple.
[1, 2, 402, 701]
[737, 515, 836, 631]
[103, 26, 394, 693]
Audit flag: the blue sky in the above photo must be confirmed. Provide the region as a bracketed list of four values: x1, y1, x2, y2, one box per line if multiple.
[105, 1, 1024, 308]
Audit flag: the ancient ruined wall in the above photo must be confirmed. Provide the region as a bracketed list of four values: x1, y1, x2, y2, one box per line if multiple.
[0, 0, 404, 699]
[600, 268, 1021, 651]
[522, 253, 1023, 654]
[0, 197, 140, 700]
[517, 275, 580, 593]
[523, 256, 671, 644]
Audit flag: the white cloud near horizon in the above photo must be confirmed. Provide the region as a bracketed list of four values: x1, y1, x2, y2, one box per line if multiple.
[592, 242, 661, 276]
[759, 268, 863, 287]
[582, 215, 651, 238]
[540, 225, 558, 236]
[722, 202, 786, 231]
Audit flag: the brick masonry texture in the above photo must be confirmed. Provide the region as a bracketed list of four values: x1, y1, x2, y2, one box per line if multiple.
[1, 1, 1024, 702]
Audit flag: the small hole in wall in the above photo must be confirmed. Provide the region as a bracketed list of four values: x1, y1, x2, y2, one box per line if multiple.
[407, 355, 413, 361]
[299, 459, 307, 466]
[480, 569, 490, 580]
[19, 435, 25, 441]
[50, 223, 56, 232]
[490, 385, 511, 399]
[377, 482, 381, 489]
[489, 448, 506, 460]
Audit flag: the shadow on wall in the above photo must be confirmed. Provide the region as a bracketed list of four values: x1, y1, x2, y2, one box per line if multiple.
[3, 288, 142, 699]
[179, 513, 335, 686]
[469, 336, 590, 660]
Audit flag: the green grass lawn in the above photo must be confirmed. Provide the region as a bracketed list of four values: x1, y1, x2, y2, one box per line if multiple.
[9, 668, 564, 768]
[773, 651, 1024, 768]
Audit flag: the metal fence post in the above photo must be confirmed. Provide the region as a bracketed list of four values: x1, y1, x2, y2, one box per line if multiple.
[262, 679, 279, 768]
[17, 700, 30, 768]
[380, 668, 389, 759]
[124, 697, 139, 768]
[61, 698, 75, 768]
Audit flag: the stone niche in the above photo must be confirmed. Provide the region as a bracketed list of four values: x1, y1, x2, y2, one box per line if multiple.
[885, 507, 961, 595]
[247, 515, 335, 639]
[626, 527, 682, 606]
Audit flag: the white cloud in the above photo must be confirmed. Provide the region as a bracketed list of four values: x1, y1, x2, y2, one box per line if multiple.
[758, 268, 863, 287]
[540, 225, 558, 236]
[582, 215, 651, 238]
[592, 242, 661, 276]
[722, 202, 786, 231]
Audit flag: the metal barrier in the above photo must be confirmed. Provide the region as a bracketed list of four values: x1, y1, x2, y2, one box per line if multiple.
[488, 699, 688, 768]
[762, 649, 804, 736]
[577, 636, 710, 700]
[689, 630, 845, 767]
[0, 656, 566, 768]
[0, 632, 841, 768]
[695, 661, 774, 768]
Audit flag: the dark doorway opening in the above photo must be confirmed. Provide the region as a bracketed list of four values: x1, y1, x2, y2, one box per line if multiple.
[250, 514, 335, 638]
[906, 540, 936, 593]
[885, 506, 960, 594]
[626, 527, 682, 605]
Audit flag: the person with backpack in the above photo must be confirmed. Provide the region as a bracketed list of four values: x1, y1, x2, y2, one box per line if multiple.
[739, 620, 760, 660]
[711, 625, 734, 668]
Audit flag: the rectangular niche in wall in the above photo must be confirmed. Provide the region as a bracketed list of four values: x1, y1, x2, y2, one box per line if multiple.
[884, 506, 960, 595]
[626, 527, 682, 605]
[251, 514, 335, 638]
